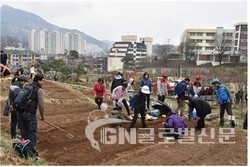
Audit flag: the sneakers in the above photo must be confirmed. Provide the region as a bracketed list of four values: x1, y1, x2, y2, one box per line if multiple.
[166, 137, 175, 141]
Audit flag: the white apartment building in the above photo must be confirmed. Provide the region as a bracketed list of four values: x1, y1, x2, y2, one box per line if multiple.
[39, 29, 47, 54]
[29, 29, 39, 52]
[29, 29, 85, 55]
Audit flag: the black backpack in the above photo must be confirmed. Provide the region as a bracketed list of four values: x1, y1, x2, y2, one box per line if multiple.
[13, 85, 34, 111]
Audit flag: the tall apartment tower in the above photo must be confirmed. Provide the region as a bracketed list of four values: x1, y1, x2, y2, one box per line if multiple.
[29, 29, 39, 52]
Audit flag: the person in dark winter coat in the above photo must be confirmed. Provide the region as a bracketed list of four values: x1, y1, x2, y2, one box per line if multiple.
[111, 72, 125, 93]
[6, 75, 28, 139]
[0, 50, 7, 65]
[129, 85, 151, 128]
[140, 72, 152, 110]
[18, 75, 45, 152]
[184, 96, 211, 131]
[174, 77, 190, 116]
[163, 111, 187, 139]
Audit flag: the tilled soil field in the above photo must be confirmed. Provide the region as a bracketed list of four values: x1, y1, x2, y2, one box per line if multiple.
[0, 80, 247, 165]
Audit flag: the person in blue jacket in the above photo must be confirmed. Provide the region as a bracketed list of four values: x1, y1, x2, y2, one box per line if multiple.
[174, 77, 190, 116]
[140, 72, 152, 110]
[212, 79, 235, 127]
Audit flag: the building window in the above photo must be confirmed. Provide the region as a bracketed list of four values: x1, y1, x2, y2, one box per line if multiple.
[206, 33, 215, 36]
[235, 33, 239, 38]
[223, 33, 233, 37]
[197, 32, 203, 36]
[224, 47, 232, 51]
[205, 47, 214, 50]
[195, 46, 202, 50]
[206, 40, 214, 43]
[241, 39, 248, 42]
[234, 40, 238, 45]
[190, 32, 196, 36]
[196, 39, 202, 43]
[236, 26, 239, 31]
[241, 26, 248, 31]
[225, 40, 232, 43]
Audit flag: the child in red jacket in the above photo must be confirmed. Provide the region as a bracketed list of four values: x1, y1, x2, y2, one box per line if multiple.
[93, 78, 106, 109]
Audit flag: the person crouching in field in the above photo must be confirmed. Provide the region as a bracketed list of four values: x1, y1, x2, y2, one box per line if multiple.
[129, 85, 151, 129]
[183, 96, 211, 131]
[93, 78, 106, 109]
[163, 111, 187, 139]
[112, 82, 132, 119]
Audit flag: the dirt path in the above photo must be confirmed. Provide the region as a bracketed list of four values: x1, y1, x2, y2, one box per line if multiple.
[0, 80, 247, 165]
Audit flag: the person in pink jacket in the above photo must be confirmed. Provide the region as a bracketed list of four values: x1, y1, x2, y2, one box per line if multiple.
[112, 82, 132, 119]
[93, 78, 106, 109]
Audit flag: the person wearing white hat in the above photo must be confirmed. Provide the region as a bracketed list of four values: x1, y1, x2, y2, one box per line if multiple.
[129, 85, 150, 129]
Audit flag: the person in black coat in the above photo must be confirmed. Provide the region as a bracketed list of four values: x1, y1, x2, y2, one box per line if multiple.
[129, 86, 151, 129]
[111, 72, 125, 93]
[184, 96, 211, 131]
[174, 78, 190, 116]
[0, 50, 7, 65]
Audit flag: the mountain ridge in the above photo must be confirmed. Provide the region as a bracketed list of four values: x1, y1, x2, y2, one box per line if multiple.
[0, 5, 109, 53]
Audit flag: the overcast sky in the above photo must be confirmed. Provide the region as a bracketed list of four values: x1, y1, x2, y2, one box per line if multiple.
[1, 0, 248, 45]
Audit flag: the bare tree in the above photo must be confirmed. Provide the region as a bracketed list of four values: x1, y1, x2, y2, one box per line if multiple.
[155, 44, 173, 63]
[179, 39, 197, 62]
[214, 33, 232, 66]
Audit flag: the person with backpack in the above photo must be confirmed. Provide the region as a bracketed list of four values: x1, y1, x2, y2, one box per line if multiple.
[129, 85, 151, 129]
[111, 71, 125, 93]
[163, 111, 187, 139]
[157, 73, 170, 102]
[17, 75, 45, 153]
[174, 77, 190, 116]
[140, 72, 152, 110]
[93, 78, 106, 109]
[184, 96, 211, 131]
[112, 82, 132, 119]
[6, 75, 28, 139]
[212, 79, 235, 127]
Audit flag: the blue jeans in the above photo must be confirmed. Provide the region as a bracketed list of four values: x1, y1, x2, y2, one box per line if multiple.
[18, 112, 37, 149]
